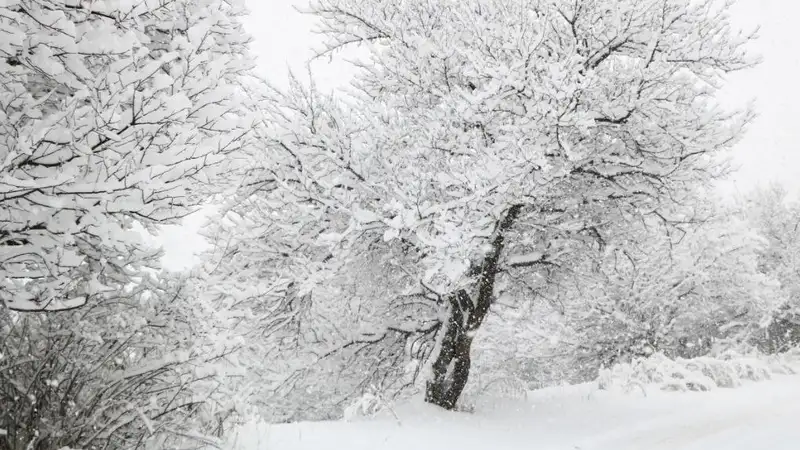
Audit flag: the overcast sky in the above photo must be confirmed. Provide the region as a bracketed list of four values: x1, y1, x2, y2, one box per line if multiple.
[158, 0, 800, 270]
[719, 0, 800, 195]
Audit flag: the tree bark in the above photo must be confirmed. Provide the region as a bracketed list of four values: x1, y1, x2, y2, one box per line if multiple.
[424, 205, 523, 409]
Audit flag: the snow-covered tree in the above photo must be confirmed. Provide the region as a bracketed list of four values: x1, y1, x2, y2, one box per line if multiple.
[739, 185, 800, 352]
[0, 0, 260, 446]
[0, 0, 257, 312]
[568, 211, 779, 375]
[207, 0, 757, 413]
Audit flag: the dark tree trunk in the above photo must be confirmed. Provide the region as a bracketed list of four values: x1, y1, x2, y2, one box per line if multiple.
[424, 205, 523, 410]
[424, 289, 474, 409]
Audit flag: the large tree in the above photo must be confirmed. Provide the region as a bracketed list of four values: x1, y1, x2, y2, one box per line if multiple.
[208, 0, 756, 412]
[0, 0, 256, 312]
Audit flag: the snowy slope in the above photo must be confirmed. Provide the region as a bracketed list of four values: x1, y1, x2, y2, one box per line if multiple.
[227, 375, 800, 450]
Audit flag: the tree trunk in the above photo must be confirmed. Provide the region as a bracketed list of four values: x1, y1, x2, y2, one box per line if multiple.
[424, 205, 522, 410]
[424, 290, 474, 409]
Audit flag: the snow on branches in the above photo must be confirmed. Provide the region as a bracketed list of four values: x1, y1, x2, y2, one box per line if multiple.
[204, 0, 759, 414]
[292, 0, 758, 292]
[0, 0, 257, 311]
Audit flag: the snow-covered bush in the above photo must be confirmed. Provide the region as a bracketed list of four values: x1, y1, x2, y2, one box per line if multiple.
[0, 274, 250, 450]
[597, 350, 798, 394]
[342, 386, 404, 421]
[343, 393, 385, 421]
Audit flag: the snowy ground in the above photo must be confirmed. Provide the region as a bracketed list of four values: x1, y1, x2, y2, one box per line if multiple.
[227, 374, 800, 450]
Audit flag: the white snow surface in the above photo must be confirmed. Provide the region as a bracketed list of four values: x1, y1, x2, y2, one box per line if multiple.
[228, 375, 800, 450]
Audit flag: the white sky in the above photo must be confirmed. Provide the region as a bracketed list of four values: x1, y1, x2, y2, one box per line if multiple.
[242, 0, 355, 91]
[718, 0, 800, 195]
[157, 0, 800, 270]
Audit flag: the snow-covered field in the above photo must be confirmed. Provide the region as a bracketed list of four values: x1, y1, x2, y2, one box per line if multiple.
[227, 374, 800, 450]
